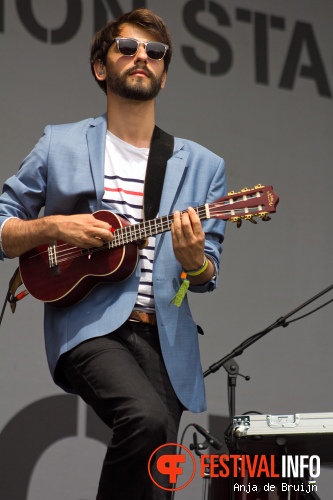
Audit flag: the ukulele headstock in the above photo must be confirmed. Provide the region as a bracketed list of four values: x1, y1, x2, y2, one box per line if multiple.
[209, 184, 279, 226]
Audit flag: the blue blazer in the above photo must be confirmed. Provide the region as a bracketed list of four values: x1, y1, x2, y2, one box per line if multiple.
[0, 114, 226, 412]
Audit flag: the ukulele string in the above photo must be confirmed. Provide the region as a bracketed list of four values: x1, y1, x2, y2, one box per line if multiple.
[27, 200, 244, 264]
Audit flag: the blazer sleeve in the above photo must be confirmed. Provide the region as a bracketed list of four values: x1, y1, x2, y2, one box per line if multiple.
[189, 155, 227, 294]
[0, 128, 50, 260]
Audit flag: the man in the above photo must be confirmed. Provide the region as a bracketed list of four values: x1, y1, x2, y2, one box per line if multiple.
[0, 8, 226, 500]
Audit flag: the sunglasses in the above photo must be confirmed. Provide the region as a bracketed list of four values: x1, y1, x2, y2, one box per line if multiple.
[111, 37, 169, 61]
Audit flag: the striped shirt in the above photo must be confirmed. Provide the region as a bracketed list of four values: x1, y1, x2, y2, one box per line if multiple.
[103, 130, 155, 312]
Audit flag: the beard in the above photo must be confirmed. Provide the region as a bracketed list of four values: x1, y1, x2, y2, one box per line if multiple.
[106, 65, 164, 101]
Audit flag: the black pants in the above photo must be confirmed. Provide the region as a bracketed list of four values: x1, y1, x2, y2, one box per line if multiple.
[56, 321, 183, 500]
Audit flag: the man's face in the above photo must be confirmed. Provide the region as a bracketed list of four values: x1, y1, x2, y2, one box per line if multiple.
[102, 23, 167, 101]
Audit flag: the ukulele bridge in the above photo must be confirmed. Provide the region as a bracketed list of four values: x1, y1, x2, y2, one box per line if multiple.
[48, 242, 60, 276]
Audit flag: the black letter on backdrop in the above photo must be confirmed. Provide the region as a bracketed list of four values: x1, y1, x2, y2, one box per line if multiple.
[16, 0, 82, 43]
[0, 396, 77, 499]
[0, 395, 110, 499]
[182, 0, 232, 76]
[279, 22, 331, 97]
[94, 0, 146, 32]
[236, 9, 285, 85]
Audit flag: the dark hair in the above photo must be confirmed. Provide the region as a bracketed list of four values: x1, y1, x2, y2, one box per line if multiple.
[90, 8, 172, 94]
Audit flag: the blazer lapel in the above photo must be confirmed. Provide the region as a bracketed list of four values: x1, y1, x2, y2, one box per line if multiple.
[156, 142, 189, 253]
[86, 114, 107, 211]
[158, 143, 189, 216]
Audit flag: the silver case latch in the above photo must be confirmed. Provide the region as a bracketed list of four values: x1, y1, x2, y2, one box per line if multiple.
[267, 414, 300, 428]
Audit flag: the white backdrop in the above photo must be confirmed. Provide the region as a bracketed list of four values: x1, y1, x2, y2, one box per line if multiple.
[0, 1, 332, 498]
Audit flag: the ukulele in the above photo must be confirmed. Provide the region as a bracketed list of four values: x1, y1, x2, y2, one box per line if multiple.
[19, 184, 279, 307]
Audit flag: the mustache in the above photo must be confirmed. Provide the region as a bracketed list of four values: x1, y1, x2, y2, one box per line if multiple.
[125, 65, 154, 78]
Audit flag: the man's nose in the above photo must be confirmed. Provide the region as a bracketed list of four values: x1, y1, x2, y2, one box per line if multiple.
[134, 42, 148, 61]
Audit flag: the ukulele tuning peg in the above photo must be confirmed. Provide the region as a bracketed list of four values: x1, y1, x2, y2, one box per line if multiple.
[231, 216, 242, 227]
[245, 216, 257, 224]
[262, 214, 271, 222]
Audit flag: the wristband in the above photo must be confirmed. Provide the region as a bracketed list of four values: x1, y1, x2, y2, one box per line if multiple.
[186, 257, 208, 277]
[169, 256, 210, 308]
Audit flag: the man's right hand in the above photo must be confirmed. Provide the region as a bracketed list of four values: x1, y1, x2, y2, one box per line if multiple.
[2, 214, 114, 258]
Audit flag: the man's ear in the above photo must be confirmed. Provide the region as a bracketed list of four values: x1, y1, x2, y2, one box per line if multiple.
[93, 60, 106, 80]
[160, 71, 167, 89]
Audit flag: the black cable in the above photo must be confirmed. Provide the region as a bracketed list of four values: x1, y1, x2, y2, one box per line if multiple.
[283, 298, 333, 326]
[0, 288, 10, 327]
[170, 424, 193, 500]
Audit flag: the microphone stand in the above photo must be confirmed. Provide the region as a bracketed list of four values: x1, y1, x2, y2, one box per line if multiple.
[203, 282, 333, 500]
[204, 282, 333, 408]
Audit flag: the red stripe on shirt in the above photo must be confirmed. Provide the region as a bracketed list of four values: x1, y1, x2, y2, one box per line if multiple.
[104, 186, 143, 196]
